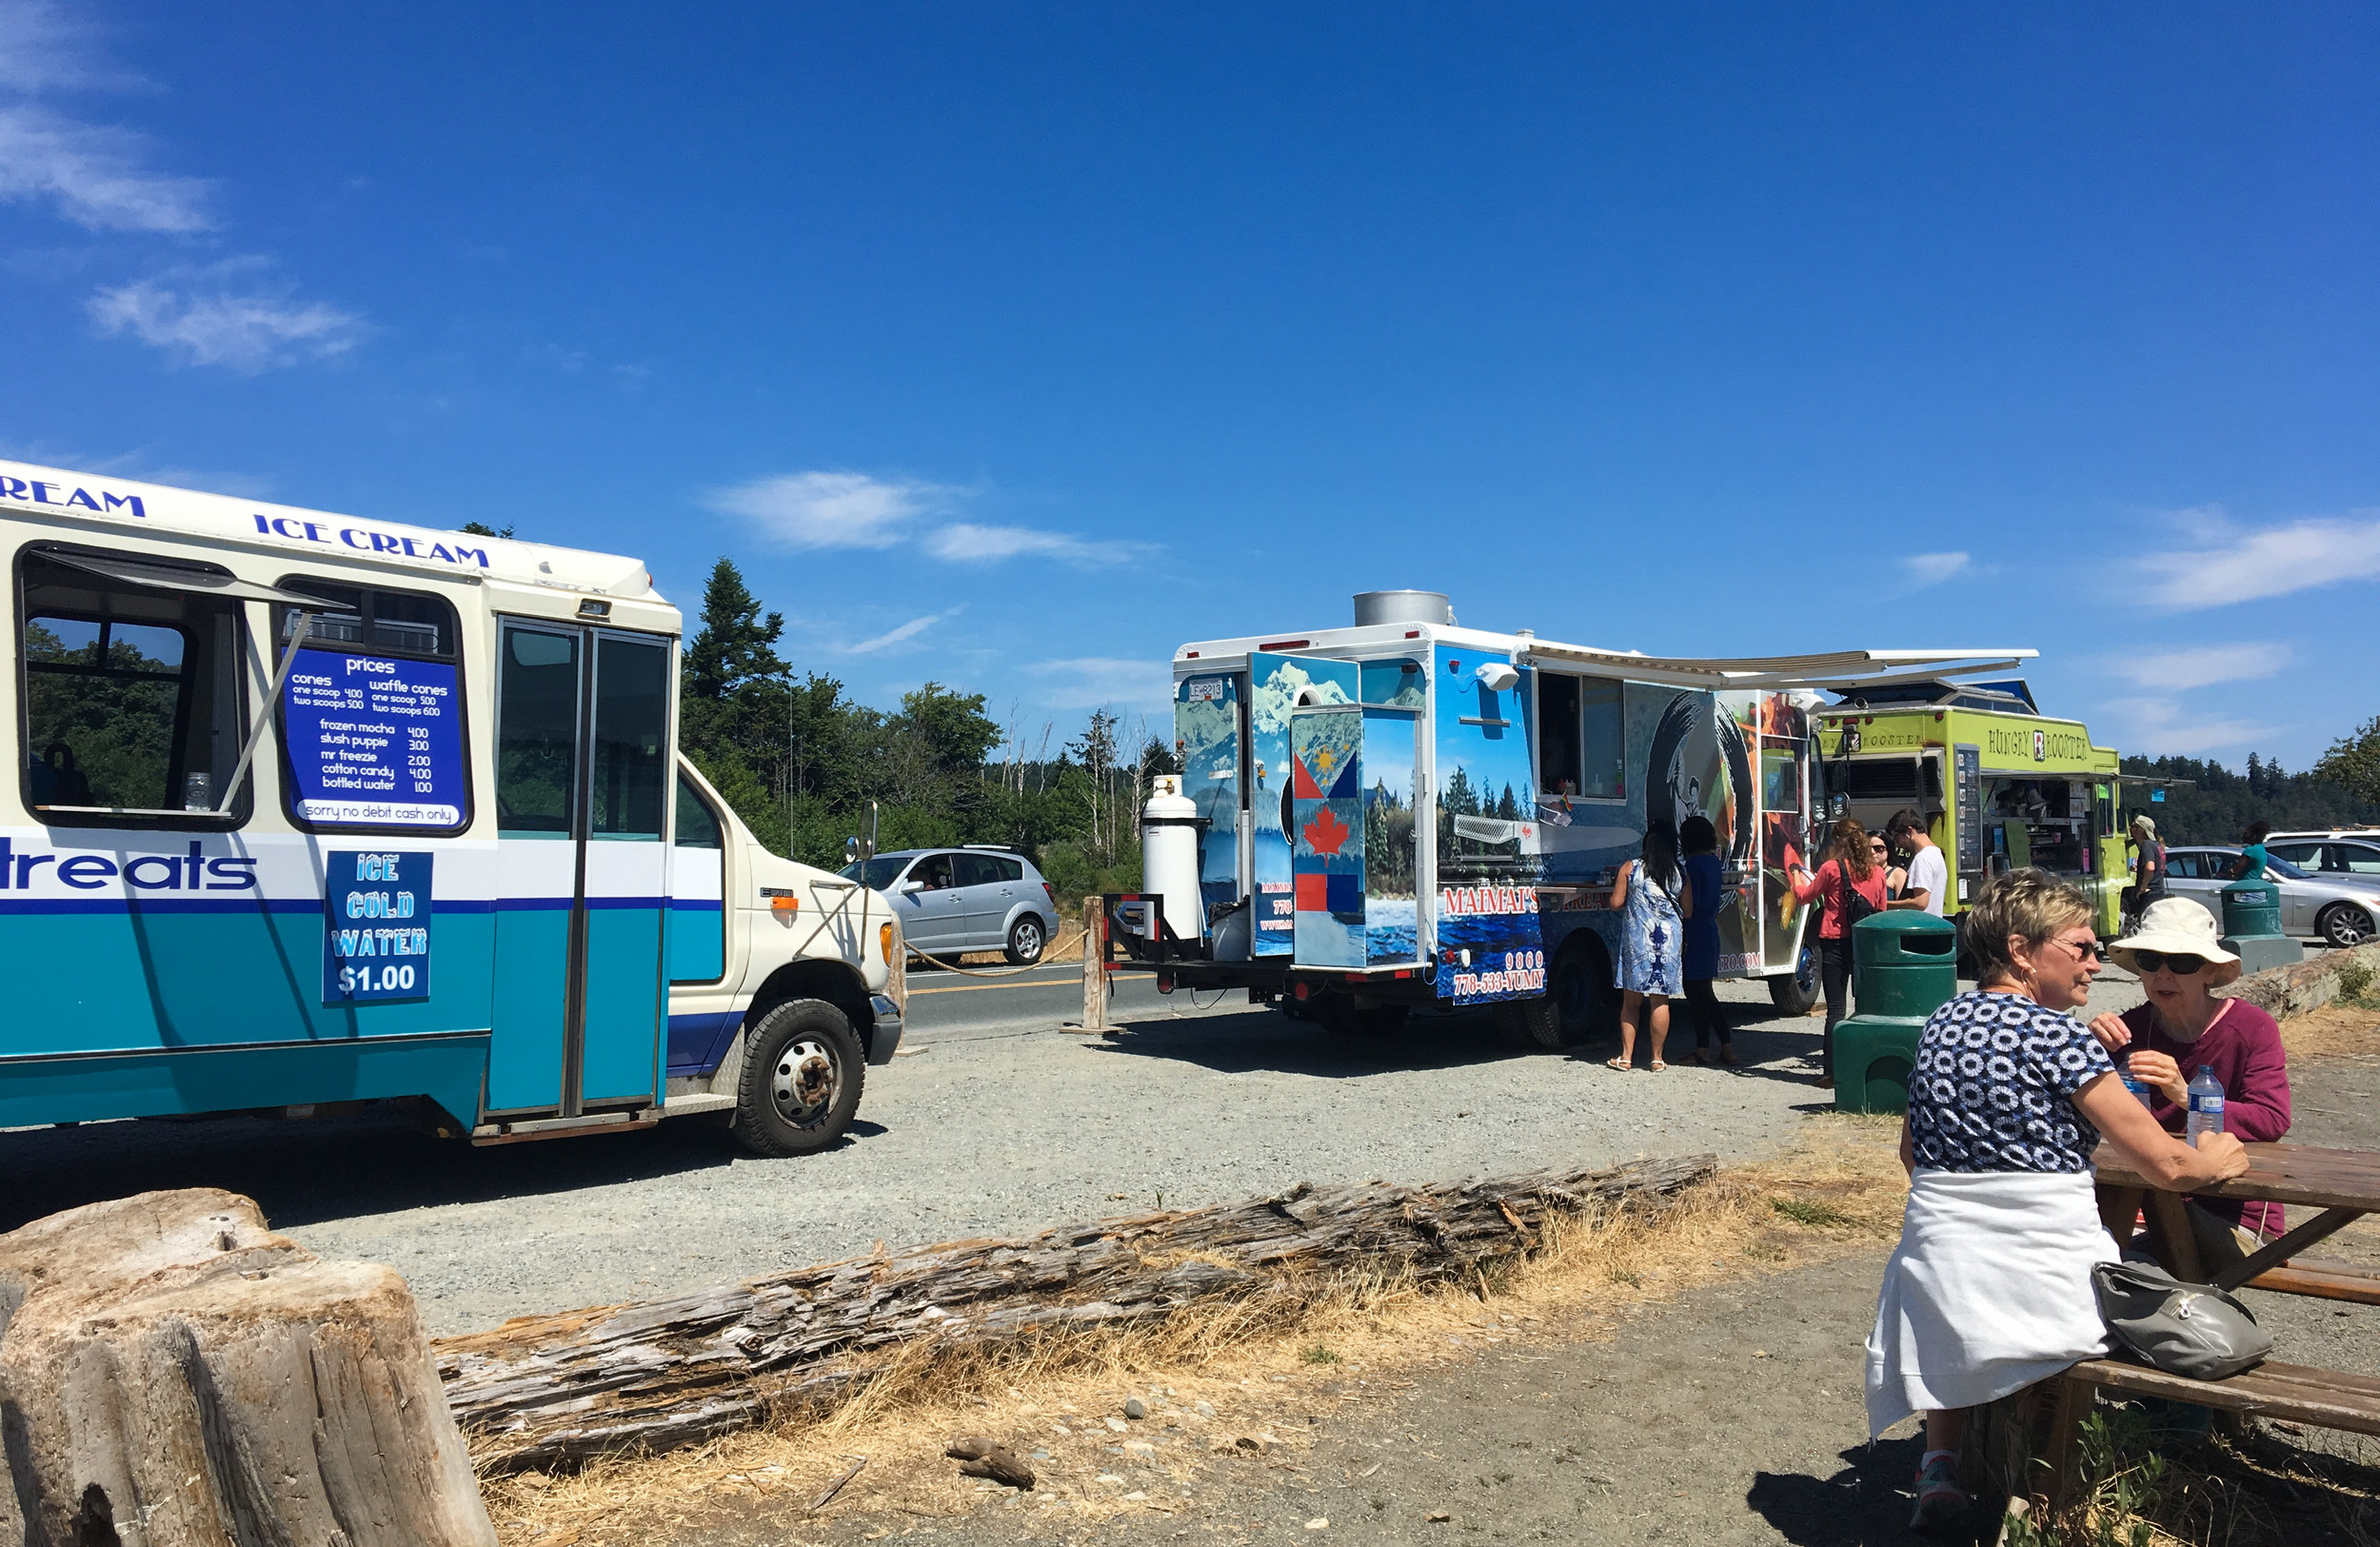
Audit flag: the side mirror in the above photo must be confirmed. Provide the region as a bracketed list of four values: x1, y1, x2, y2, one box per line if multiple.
[898, 879, 924, 895]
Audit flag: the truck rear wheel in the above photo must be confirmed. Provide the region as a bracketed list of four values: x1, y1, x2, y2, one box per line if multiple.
[1551, 938, 1620, 1044]
[1494, 993, 1566, 1050]
[729, 999, 865, 1157]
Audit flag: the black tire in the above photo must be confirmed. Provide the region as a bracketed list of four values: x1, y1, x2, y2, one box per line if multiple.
[1005, 914, 1049, 965]
[1550, 939, 1620, 1044]
[728, 999, 865, 1158]
[2320, 902, 2375, 950]
[1494, 994, 1565, 1050]
[1768, 936, 1821, 1015]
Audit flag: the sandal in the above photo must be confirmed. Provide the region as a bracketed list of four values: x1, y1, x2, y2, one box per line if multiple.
[1649, 1060, 1667, 1072]
[1605, 1058, 1632, 1071]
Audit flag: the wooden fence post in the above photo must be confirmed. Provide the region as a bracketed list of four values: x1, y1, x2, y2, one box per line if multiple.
[1068, 897, 1108, 1033]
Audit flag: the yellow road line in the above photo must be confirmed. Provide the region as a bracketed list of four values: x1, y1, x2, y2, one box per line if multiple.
[907, 976, 1083, 996]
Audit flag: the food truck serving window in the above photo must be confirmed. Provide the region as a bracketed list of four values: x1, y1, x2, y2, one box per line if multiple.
[1536, 672, 1625, 802]
[273, 578, 469, 834]
[15, 545, 252, 826]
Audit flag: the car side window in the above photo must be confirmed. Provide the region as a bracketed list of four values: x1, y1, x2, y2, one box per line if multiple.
[952, 853, 1000, 887]
[911, 854, 954, 889]
[2333, 843, 2380, 875]
[2269, 842, 2321, 867]
[996, 856, 1024, 882]
[2166, 852, 2200, 881]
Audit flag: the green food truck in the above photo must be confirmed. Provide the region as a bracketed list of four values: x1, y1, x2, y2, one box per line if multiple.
[1815, 679, 2132, 937]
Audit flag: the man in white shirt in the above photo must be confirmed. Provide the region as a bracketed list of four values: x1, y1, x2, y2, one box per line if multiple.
[1886, 808, 1948, 917]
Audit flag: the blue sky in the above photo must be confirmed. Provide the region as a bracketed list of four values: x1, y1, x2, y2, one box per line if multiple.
[4, 3, 2377, 767]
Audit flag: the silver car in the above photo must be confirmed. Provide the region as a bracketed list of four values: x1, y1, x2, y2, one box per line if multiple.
[2161, 845, 2380, 948]
[840, 846, 1062, 964]
[2267, 833, 2380, 880]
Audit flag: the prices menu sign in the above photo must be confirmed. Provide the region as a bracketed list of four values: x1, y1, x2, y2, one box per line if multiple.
[284, 647, 465, 827]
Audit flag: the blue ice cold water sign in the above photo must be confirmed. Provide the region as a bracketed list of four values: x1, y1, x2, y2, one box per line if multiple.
[324, 850, 432, 1002]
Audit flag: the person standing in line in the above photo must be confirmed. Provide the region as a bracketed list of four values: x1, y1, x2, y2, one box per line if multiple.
[1865, 869, 2247, 1532]
[2231, 821, 2272, 881]
[2124, 814, 2168, 927]
[1886, 808, 1949, 917]
[1608, 818, 1684, 1073]
[1676, 815, 1734, 1066]
[1876, 833, 1907, 902]
[1788, 819, 1890, 1081]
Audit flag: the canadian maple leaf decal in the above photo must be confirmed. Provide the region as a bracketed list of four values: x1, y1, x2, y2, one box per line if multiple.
[1302, 805, 1352, 856]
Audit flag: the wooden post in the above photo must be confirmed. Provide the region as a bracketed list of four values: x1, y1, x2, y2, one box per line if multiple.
[1069, 896, 1108, 1033]
[884, 915, 907, 1013]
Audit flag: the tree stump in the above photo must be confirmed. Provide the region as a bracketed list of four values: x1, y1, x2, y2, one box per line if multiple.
[0, 1187, 496, 1547]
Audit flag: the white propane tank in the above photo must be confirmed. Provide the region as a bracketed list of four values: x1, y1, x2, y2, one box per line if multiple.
[1140, 774, 1204, 947]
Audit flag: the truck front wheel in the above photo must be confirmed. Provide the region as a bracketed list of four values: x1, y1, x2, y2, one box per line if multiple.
[730, 999, 865, 1157]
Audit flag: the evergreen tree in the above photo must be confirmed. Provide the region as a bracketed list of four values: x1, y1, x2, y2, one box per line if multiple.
[2316, 716, 2380, 806]
[684, 559, 789, 702]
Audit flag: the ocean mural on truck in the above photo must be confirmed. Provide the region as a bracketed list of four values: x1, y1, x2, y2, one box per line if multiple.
[1432, 645, 1543, 1003]
[1248, 653, 1357, 957]
[1360, 705, 1418, 965]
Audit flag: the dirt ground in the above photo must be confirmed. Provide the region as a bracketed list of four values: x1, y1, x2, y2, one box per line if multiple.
[488, 1011, 2380, 1547]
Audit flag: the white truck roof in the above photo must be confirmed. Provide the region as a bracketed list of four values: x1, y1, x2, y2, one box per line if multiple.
[1175, 618, 2033, 693]
[0, 457, 659, 603]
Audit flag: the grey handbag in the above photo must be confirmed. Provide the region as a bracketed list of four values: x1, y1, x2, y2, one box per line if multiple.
[2092, 1259, 2272, 1380]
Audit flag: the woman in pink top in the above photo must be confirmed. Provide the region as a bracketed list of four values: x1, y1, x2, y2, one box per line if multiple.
[2088, 899, 2291, 1241]
[1787, 818, 1891, 1082]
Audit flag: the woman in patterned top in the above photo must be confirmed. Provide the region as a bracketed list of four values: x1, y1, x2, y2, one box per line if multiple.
[1864, 869, 2246, 1535]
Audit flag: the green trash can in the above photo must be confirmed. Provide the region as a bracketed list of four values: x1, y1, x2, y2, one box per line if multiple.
[1835, 913, 1959, 1115]
[2219, 877, 2299, 975]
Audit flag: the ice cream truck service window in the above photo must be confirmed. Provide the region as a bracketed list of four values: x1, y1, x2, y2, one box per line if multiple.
[1537, 673, 1626, 802]
[272, 578, 469, 834]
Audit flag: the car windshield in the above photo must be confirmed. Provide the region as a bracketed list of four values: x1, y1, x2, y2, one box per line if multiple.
[839, 857, 913, 889]
[2265, 855, 2312, 881]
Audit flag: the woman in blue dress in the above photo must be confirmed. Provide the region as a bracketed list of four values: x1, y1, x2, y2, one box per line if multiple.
[1608, 818, 1684, 1071]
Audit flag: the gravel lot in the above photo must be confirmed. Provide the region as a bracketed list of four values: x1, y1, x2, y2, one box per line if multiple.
[4, 972, 2148, 1338]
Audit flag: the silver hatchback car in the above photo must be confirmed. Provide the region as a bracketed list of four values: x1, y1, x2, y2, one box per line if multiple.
[2161, 846, 2380, 948]
[841, 846, 1063, 964]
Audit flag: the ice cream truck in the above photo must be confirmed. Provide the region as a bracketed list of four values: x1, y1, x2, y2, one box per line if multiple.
[1142, 590, 2032, 1045]
[1814, 678, 2131, 936]
[0, 460, 901, 1155]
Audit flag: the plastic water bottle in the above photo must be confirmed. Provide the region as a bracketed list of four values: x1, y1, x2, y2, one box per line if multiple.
[2186, 1065, 2226, 1144]
[2120, 1064, 2155, 1109]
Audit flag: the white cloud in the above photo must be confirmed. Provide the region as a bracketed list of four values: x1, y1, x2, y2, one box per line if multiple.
[2136, 510, 2380, 608]
[708, 471, 1149, 566]
[922, 522, 1140, 566]
[707, 470, 959, 550]
[1901, 551, 1972, 588]
[1027, 657, 1176, 710]
[0, 0, 126, 98]
[844, 609, 961, 655]
[2107, 643, 2291, 692]
[0, 103, 211, 231]
[89, 276, 368, 371]
[2099, 696, 2274, 757]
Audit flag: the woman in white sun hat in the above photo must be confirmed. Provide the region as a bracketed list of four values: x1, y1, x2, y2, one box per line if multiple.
[2087, 897, 2292, 1248]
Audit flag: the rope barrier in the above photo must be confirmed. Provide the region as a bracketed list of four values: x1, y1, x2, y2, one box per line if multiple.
[902, 927, 1101, 981]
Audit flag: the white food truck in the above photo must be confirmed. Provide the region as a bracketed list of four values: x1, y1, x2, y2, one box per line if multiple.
[0, 459, 901, 1155]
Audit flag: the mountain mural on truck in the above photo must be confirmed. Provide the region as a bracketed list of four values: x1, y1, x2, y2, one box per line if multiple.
[1175, 673, 1241, 917]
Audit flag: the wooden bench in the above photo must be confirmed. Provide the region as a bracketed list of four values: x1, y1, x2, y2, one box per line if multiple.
[2245, 1257, 2380, 1307]
[2032, 1358, 2380, 1508]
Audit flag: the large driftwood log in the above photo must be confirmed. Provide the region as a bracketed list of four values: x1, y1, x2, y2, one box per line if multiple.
[0, 1187, 495, 1547]
[438, 1154, 1715, 1472]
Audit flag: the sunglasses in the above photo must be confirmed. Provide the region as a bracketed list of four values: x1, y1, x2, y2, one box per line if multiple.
[2046, 937, 2106, 962]
[2131, 950, 2206, 976]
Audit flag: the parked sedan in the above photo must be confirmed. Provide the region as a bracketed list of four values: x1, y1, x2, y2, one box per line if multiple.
[2267, 835, 2380, 879]
[2162, 846, 2380, 948]
[840, 846, 1063, 964]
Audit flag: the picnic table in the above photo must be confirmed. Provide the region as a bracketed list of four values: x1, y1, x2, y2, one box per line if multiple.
[2093, 1140, 2380, 1301]
[1999, 1139, 2380, 1502]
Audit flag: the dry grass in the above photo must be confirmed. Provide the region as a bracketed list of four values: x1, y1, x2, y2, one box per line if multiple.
[2281, 1002, 2380, 1064]
[479, 1115, 1911, 1546]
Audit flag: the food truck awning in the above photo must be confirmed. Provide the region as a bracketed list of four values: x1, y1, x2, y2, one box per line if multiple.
[1515, 644, 2037, 691]
[40, 549, 329, 607]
